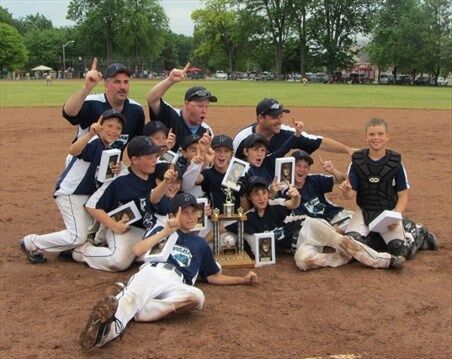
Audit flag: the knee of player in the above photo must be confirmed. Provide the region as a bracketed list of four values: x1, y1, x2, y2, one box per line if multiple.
[294, 252, 315, 271]
[190, 288, 205, 309]
[106, 257, 134, 272]
[386, 239, 409, 258]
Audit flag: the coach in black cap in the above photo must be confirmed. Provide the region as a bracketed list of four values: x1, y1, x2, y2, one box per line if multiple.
[146, 63, 216, 151]
[233, 97, 357, 161]
[62, 58, 144, 150]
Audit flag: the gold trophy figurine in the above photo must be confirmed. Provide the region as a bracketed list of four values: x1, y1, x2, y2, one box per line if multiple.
[222, 186, 235, 217]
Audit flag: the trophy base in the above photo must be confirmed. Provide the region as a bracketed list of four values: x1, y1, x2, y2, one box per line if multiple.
[215, 252, 254, 269]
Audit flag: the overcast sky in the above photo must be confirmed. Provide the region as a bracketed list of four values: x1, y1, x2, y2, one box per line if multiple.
[2, 0, 203, 35]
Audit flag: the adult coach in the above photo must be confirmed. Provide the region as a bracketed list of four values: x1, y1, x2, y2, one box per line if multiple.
[233, 98, 356, 160]
[62, 58, 144, 150]
[146, 63, 216, 150]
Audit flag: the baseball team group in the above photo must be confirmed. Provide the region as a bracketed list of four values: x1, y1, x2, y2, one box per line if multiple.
[19, 59, 439, 349]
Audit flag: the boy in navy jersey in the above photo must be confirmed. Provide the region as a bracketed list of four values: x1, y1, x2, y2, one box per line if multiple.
[79, 192, 257, 349]
[289, 150, 352, 230]
[197, 134, 241, 211]
[20, 109, 125, 264]
[70, 136, 163, 271]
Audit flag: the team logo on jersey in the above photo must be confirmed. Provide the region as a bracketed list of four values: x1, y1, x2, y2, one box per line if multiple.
[272, 227, 285, 241]
[171, 245, 192, 268]
[142, 212, 156, 229]
[139, 197, 147, 212]
[304, 197, 326, 216]
[369, 176, 380, 183]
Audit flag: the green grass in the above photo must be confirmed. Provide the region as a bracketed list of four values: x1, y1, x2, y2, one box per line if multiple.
[1, 79, 450, 109]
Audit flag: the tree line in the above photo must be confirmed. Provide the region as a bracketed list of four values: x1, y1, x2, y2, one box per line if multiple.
[1, 0, 450, 81]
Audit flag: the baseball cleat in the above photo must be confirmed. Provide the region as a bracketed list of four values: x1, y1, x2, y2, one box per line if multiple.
[57, 250, 75, 262]
[421, 230, 439, 251]
[389, 255, 405, 269]
[79, 296, 120, 349]
[19, 237, 47, 264]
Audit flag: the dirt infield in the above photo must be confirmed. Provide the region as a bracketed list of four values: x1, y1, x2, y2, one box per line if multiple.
[0, 106, 450, 358]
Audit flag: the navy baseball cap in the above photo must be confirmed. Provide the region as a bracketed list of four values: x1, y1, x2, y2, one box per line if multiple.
[181, 134, 200, 150]
[169, 192, 198, 213]
[101, 109, 126, 126]
[127, 136, 163, 158]
[104, 63, 131, 79]
[154, 162, 182, 181]
[143, 121, 169, 137]
[211, 134, 233, 150]
[292, 150, 313, 165]
[256, 98, 290, 117]
[184, 86, 218, 102]
[244, 176, 269, 195]
[243, 133, 269, 149]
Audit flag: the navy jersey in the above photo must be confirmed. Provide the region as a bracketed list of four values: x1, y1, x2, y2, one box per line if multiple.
[227, 200, 297, 250]
[95, 168, 156, 229]
[233, 123, 322, 160]
[150, 99, 213, 150]
[244, 134, 300, 183]
[288, 174, 343, 221]
[145, 228, 220, 285]
[54, 137, 106, 197]
[201, 166, 241, 211]
[348, 157, 410, 192]
[62, 93, 144, 149]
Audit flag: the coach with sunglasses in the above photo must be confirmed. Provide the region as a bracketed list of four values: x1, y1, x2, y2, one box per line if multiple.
[146, 63, 216, 150]
[233, 98, 356, 160]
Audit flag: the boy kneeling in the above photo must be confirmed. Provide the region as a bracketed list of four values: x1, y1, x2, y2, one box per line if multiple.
[80, 192, 257, 349]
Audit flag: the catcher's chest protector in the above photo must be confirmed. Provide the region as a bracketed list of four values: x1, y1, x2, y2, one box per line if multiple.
[352, 149, 401, 225]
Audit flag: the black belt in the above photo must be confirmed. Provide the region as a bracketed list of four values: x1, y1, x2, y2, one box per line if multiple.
[151, 262, 184, 281]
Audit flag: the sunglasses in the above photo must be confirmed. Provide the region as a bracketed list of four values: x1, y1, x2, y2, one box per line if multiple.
[187, 89, 211, 101]
[258, 102, 283, 116]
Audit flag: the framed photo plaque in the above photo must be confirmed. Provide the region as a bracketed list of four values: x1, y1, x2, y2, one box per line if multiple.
[221, 157, 250, 192]
[254, 232, 276, 267]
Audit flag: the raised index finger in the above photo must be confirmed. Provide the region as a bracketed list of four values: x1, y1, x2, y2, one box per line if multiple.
[318, 154, 324, 164]
[182, 62, 191, 74]
[91, 57, 97, 71]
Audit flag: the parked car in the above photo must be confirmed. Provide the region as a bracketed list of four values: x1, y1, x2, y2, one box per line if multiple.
[437, 76, 448, 86]
[214, 70, 228, 80]
[379, 74, 394, 84]
[396, 75, 413, 85]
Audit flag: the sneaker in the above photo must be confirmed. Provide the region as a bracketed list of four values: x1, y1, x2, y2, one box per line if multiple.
[389, 255, 405, 269]
[57, 250, 75, 262]
[79, 296, 121, 349]
[19, 237, 47, 264]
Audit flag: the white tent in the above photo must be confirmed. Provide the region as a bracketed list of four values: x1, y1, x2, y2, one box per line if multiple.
[31, 65, 53, 71]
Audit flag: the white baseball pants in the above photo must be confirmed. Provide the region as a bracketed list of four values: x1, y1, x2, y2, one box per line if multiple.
[97, 263, 205, 347]
[72, 226, 143, 272]
[294, 217, 392, 271]
[25, 194, 93, 252]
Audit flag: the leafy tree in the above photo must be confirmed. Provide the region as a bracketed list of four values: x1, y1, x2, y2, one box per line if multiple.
[240, 0, 294, 77]
[192, 0, 247, 74]
[0, 22, 28, 72]
[288, 0, 314, 75]
[310, 0, 375, 75]
[117, 0, 168, 69]
[67, 0, 124, 61]
[15, 13, 53, 35]
[0, 6, 16, 27]
[367, 0, 430, 82]
[421, 0, 451, 83]
[24, 28, 66, 70]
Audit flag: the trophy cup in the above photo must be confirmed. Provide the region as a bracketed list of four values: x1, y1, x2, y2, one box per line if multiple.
[210, 184, 254, 268]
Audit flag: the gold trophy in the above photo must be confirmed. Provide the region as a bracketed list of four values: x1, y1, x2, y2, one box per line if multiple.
[211, 186, 254, 269]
